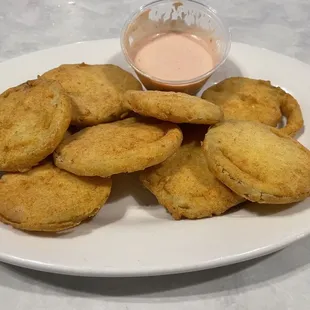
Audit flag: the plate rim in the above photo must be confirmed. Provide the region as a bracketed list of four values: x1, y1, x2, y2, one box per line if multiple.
[0, 228, 308, 277]
[1, 38, 310, 70]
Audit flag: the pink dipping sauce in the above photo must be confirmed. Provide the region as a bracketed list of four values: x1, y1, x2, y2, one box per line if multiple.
[133, 32, 216, 82]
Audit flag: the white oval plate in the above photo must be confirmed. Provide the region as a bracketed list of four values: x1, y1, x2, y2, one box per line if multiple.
[0, 39, 309, 277]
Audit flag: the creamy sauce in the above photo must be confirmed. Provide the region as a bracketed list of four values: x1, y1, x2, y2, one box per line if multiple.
[132, 32, 216, 81]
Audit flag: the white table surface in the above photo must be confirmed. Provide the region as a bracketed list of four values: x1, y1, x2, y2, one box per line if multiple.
[1, 0, 310, 309]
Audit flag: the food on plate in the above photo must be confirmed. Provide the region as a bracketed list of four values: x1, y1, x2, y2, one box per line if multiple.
[0, 56, 308, 234]
[0, 162, 112, 232]
[201, 77, 304, 136]
[54, 117, 183, 177]
[203, 120, 310, 204]
[41, 63, 142, 126]
[124, 90, 223, 124]
[0, 78, 71, 172]
[140, 125, 245, 220]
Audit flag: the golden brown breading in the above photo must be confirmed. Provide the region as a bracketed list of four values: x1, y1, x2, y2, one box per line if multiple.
[0, 162, 112, 232]
[201, 77, 303, 136]
[140, 125, 244, 220]
[41, 63, 142, 126]
[124, 90, 223, 124]
[54, 117, 183, 177]
[203, 120, 310, 204]
[0, 78, 72, 172]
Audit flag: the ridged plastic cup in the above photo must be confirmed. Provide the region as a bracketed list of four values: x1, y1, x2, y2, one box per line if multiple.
[121, 0, 231, 95]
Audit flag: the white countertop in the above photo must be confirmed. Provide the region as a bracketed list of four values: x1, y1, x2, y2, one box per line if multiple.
[1, 0, 310, 309]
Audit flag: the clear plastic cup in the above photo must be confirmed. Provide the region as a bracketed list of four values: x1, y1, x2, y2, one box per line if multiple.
[121, 0, 231, 95]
